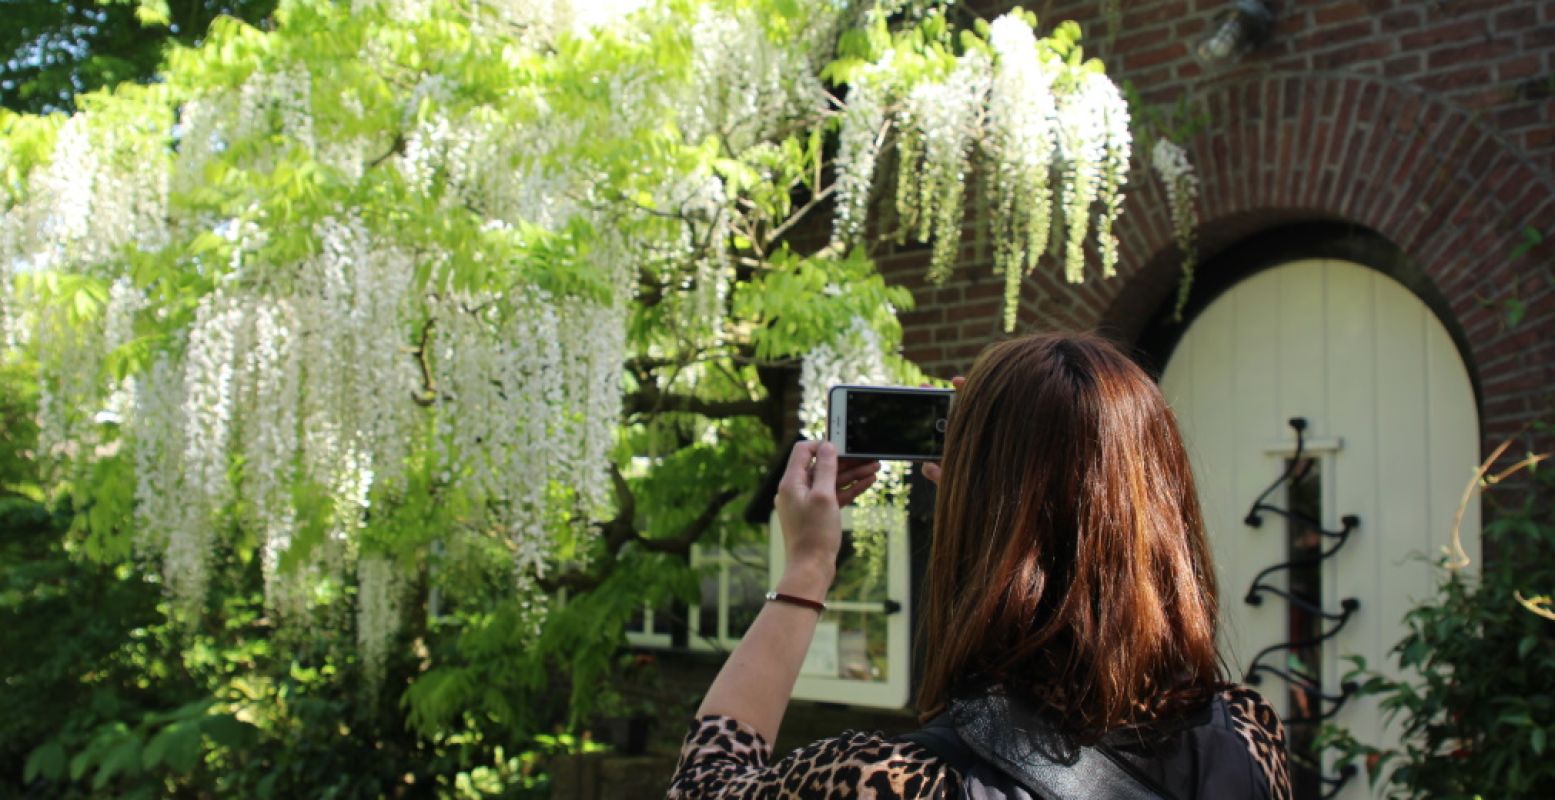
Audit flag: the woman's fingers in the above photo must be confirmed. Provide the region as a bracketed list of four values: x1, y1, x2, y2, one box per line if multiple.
[834, 459, 880, 507]
[837, 473, 878, 507]
[779, 440, 821, 494]
[918, 376, 962, 486]
[835, 460, 879, 488]
[809, 441, 839, 500]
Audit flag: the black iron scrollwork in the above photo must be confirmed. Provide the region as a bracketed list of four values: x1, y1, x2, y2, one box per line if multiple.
[1242, 417, 1360, 799]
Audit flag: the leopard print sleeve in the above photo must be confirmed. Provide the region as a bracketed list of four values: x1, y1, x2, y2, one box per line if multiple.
[1221, 685, 1294, 800]
[666, 715, 960, 799]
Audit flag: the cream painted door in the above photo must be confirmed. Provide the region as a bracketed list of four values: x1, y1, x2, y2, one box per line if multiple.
[1160, 259, 1480, 800]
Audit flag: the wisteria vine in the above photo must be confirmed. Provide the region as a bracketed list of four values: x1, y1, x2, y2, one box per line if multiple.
[831, 14, 1132, 331]
[1, 0, 1138, 686]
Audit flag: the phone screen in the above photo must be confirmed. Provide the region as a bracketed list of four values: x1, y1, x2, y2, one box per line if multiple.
[837, 388, 952, 460]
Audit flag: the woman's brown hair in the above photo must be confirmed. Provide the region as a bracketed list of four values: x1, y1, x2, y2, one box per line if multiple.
[915, 332, 1223, 740]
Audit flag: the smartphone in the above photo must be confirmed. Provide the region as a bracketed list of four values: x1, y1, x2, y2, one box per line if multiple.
[827, 385, 954, 461]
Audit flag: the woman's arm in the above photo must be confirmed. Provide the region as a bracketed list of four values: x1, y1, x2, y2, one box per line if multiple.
[692, 441, 876, 744]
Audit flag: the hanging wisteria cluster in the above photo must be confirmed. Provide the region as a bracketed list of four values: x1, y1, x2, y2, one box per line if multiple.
[833, 13, 1132, 331]
[799, 317, 910, 578]
[0, 0, 661, 684]
[1151, 136, 1201, 320]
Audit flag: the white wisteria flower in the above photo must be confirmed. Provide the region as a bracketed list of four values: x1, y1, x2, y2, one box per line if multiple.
[1152, 136, 1201, 318]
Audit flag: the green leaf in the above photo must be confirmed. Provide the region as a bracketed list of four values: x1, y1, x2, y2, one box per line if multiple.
[134, 0, 171, 26]
[93, 737, 142, 790]
[1519, 635, 1539, 660]
[1510, 225, 1543, 260]
[1505, 298, 1527, 327]
[1497, 710, 1535, 728]
[24, 741, 66, 783]
[1533, 727, 1547, 756]
[200, 714, 256, 749]
[147, 722, 203, 774]
[142, 727, 167, 770]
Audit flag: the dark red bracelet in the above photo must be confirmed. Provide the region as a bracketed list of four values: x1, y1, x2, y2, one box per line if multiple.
[765, 590, 828, 613]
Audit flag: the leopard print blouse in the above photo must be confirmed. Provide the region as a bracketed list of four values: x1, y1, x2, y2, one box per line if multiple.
[667, 686, 1292, 799]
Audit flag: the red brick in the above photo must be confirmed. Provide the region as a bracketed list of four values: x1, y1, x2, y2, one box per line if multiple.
[1382, 52, 1423, 77]
[1379, 7, 1423, 33]
[1314, 2, 1372, 26]
[1400, 18, 1487, 50]
[899, 308, 943, 327]
[903, 344, 944, 364]
[1497, 54, 1542, 81]
[1173, 17, 1209, 38]
[1124, 1, 1193, 28]
[902, 326, 935, 347]
[928, 286, 963, 305]
[1123, 41, 1190, 72]
[1417, 64, 1493, 92]
[1312, 38, 1399, 68]
[1483, 394, 1529, 421]
[1492, 5, 1538, 29]
[1427, 40, 1512, 70]
[1474, 364, 1548, 395]
[1294, 20, 1375, 52]
[1524, 25, 1555, 49]
[947, 300, 1001, 322]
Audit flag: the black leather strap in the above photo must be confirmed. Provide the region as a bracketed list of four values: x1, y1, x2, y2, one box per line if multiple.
[901, 715, 981, 775]
[903, 694, 1173, 800]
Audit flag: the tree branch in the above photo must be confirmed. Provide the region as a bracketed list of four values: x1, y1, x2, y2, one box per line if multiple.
[535, 483, 742, 593]
[410, 318, 437, 406]
[637, 487, 741, 555]
[367, 133, 407, 169]
[624, 382, 771, 419]
[762, 183, 836, 250]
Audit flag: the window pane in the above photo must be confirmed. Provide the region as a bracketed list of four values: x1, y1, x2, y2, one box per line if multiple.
[828, 531, 889, 603]
[831, 610, 889, 682]
[1286, 456, 1323, 800]
[697, 569, 720, 640]
[725, 545, 767, 640]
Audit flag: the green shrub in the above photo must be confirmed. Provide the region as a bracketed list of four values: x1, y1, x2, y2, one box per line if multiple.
[0, 359, 577, 798]
[1323, 462, 1555, 799]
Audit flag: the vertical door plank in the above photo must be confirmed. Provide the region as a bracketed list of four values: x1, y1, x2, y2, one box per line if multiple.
[1322, 263, 1386, 764]
[1276, 260, 1330, 437]
[1227, 268, 1288, 713]
[1369, 273, 1433, 698]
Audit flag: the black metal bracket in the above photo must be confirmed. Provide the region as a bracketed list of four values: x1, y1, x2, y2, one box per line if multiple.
[1318, 765, 1358, 799]
[1241, 417, 1361, 796]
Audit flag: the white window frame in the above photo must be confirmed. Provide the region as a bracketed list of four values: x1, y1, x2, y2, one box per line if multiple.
[623, 541, 769, 652]
[769, 507, 912, 708]
[623, 507, 914, 709]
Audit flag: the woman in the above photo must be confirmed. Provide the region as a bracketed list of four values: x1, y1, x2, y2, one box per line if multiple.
[667, 333, 1291, 799]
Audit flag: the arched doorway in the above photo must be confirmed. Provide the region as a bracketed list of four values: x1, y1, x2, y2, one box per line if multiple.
[1160, 258, 1480, 799]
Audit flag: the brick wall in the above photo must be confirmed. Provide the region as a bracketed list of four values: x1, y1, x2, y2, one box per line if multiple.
[878, 0, 1555, 453]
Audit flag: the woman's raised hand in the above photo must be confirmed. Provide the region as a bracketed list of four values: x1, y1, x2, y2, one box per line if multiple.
[921, 376, 964, 485]
[775, 442, 877, 587]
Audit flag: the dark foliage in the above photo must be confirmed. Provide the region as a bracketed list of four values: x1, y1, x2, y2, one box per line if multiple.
[1, 0, 278, 113]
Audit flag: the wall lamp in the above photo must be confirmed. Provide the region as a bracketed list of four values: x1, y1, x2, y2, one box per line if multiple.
[1196, 0, 1275, 64]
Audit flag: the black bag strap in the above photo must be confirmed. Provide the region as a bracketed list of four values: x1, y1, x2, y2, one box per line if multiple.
[902, 699, 1174, 800]
[901, 713, 982, 775]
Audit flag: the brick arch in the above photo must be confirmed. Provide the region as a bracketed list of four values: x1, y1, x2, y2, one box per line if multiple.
[1097, 70, 1555, 451]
